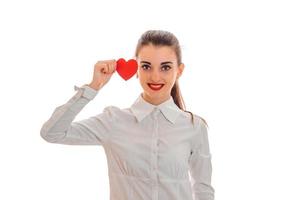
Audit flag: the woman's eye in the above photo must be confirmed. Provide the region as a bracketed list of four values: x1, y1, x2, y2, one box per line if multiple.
[141, 64, 171, 71]
[141, 64, 150, 70]
[162, 65, 171, 71]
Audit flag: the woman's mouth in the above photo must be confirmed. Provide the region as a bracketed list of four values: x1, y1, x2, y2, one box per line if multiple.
[148, 83, 165, 91]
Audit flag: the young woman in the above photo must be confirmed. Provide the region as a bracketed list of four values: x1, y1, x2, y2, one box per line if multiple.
[40, 30, 215, 200]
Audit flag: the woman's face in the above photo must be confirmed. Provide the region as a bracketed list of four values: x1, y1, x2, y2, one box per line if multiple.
[136, 44, 184, 105]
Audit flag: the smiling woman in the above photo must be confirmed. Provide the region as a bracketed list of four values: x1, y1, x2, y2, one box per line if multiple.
[134, 30, 208, 127]
[40, 29, 214, 200]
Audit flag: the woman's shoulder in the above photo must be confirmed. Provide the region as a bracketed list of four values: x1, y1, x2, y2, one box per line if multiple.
[103, 106, 132, 115]
[93, 105, 122, 120]
[100, 105, 135, 121]
[194, 113, 208, 128]
[182, 110, 208, 129]
[102, 105, 121, 112]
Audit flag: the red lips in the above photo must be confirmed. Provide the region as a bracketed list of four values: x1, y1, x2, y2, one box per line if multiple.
[148, 83, 164, 91]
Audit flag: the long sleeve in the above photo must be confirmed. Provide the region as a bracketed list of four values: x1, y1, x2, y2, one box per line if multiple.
[188, 117, 215, 200]
[40, 84, 112, 145]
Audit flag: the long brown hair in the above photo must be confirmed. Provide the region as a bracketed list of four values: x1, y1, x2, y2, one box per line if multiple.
[134, 30, 208, 128]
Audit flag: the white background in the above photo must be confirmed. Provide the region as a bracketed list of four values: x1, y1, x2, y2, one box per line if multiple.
[0, 0, 299, 199]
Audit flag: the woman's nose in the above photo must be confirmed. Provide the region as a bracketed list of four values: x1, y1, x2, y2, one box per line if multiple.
[150, 70, 161, 82]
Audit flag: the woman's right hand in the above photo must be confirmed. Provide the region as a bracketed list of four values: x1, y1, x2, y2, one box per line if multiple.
[88, 59, 117, 90]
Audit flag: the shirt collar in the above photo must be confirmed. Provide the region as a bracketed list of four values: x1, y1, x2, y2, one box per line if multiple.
[130, 93, 183, 124]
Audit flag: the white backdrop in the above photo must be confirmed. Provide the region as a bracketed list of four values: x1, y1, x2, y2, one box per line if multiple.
[0, 0, 299, 199]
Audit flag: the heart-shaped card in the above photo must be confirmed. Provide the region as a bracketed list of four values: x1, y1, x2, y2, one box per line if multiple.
[116, 58, 138, 81]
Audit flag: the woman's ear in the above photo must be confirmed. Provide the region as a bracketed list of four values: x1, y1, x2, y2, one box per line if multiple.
[176, 63, 185, 79]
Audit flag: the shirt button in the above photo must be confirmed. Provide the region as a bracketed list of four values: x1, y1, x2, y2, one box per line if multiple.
[153, 108, 160, 115]
[152, 164, 157, 169]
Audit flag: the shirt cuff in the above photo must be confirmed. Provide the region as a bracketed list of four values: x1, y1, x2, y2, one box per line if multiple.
[74, 84, 98, 100]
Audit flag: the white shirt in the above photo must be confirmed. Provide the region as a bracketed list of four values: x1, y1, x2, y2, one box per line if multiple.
[40, 84, 215, 200]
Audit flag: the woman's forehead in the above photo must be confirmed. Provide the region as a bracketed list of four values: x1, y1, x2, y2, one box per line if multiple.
[137, 45, 177, 63]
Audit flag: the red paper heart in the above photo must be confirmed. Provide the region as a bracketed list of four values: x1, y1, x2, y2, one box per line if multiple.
[116, 58, 138, 81]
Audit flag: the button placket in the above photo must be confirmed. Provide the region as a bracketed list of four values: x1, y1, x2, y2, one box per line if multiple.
[152, 108, 159, 172]
[151, 108, 159, 200]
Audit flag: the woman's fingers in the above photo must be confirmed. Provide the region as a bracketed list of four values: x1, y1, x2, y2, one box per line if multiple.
[107, 59, 116, 74]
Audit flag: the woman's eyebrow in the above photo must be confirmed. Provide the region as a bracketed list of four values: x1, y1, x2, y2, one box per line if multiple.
[140, 61, 173, 65]
[140, 61, 151, 65]
[161, 61, 173, 65]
